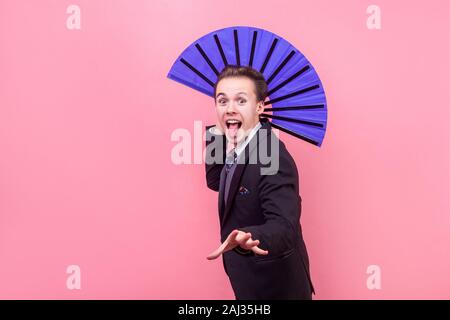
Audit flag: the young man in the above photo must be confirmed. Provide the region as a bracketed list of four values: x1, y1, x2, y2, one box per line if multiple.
[205, 66, 315, 300]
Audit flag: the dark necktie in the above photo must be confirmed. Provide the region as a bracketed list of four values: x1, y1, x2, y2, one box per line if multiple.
[225, 148, 237, 175]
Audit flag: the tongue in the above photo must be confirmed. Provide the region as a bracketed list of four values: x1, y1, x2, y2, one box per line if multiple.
[228, 123, 239, 138]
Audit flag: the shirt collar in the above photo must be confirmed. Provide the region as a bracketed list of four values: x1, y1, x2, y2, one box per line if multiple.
[235, 121, 262, 157]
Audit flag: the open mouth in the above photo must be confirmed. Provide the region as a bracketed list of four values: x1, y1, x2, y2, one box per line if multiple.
[225, 119, 242, 130]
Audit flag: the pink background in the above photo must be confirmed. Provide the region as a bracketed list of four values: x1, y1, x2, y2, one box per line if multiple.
[1, 0, 449, 299]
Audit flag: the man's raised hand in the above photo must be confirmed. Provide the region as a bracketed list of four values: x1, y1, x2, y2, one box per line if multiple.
[207, 229, 269, 260]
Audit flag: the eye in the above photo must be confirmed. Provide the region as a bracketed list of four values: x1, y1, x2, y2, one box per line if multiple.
[238, 99, 247, 104]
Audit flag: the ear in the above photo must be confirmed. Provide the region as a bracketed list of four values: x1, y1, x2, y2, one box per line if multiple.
[256, 101, 265, 114]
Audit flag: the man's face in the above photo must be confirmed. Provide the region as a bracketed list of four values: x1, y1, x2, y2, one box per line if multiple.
[215, 77, 264, 145]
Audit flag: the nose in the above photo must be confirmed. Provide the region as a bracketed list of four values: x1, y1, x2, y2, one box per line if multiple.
[226, 101, 237, 114]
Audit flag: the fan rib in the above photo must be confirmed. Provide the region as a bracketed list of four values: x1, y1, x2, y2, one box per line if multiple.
[180, 58, 215, 87]
[249, 31, 258, 68]
[214, 34, 228, 67]
[260, 38, 278, 74]
[195, 43, 219, 76]
[264, 104, 325, 112]
[267, 65, 310, 96]
[262, 113, 323, 128]
[265, 84, 320, 105]
[234, 30, 240, 66]
[267, 50, 295, 85]
[268, 121, 319, 146]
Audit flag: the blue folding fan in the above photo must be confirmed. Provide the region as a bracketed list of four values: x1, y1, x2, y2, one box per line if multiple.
[167, 26, 327, 147]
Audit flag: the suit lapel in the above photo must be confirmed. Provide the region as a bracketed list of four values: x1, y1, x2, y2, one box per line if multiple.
[221, 120, 271, 225]
[218, 164, 227, 225]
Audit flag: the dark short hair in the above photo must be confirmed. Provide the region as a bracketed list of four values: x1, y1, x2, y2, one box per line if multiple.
[214, 65, 268, 102]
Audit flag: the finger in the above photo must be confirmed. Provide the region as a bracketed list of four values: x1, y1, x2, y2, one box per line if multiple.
[235, 232, 251, 243]
[242, 239, 260, 249]
[206, 246, 224, 260]
[222, 241, 238, 254]
[207, 239, 231, 260]
[227, 230, 240, 246]
[228, 229, 239, 241]
[251, 246, 269, 256]
[236, 234, 251, 245]
[207, 230, 239, 260]
[222, 230, 238, 247]
[241, 237, 259, 248]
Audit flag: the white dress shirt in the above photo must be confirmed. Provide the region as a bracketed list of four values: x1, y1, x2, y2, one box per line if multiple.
[209, 121, 262, 158]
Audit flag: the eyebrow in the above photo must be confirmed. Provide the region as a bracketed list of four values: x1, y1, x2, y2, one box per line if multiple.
[216, 92, 248, 98]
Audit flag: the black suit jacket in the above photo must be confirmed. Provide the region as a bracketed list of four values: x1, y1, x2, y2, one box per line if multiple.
[205, 119, 315, 300]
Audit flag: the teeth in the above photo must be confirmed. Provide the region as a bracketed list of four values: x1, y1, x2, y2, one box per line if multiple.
[225, 119, 242, 129]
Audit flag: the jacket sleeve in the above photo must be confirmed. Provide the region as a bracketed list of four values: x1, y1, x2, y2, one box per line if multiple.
[205, 125, 226, 192]
[238, 146, 301, 257]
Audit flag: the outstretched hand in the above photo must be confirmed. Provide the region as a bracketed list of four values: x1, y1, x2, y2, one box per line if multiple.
[207, 229, 269, 260]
